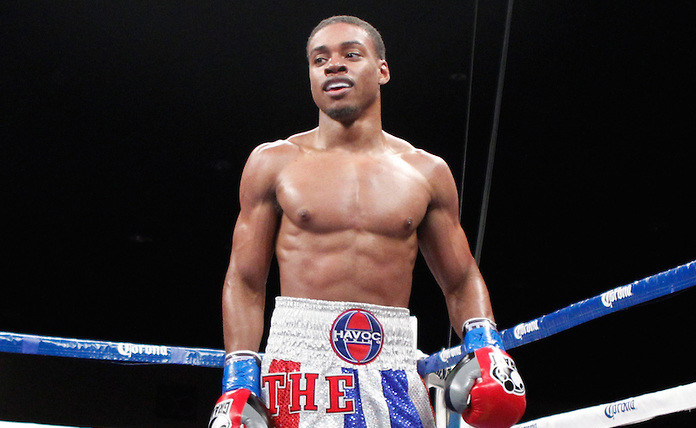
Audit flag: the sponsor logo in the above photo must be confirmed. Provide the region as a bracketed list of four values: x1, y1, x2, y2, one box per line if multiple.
[513, 320, 540, 340]
[604, 399, 636, 419]
[601, 284, 634, 308]
[330, 309, 383, 364]
[117, 343, 169, 358]
[208, 399, 232, 428]
[489, 352, 526, 395]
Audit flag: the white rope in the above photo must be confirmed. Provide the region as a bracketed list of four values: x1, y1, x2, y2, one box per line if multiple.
[0, 423, 88, 428]
[513, 381, 696, 428]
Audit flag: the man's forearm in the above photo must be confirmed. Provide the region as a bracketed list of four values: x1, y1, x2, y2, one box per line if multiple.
[445, 270, 494, 338]
[222, 278, 266, 353]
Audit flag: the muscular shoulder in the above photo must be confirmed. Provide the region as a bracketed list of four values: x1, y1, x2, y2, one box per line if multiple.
[384, 133, 452, 182]
[240, 139, 300, 201]
[243, 128, 323, 183]
[245, 139, 303, 174]
[384, 133, 457, 208]
[249, 139, 301, 162]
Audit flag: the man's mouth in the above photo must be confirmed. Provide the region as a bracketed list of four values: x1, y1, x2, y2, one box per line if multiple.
[322, 77, 354, 93]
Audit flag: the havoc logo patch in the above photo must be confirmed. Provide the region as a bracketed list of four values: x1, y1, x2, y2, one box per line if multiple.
[330, 309, 384, 364]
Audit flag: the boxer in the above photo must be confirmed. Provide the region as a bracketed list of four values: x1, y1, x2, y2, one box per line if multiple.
[210, 15, 525, 428]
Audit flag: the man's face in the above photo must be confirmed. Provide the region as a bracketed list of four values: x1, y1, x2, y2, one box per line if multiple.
[306, 23, 390, 122]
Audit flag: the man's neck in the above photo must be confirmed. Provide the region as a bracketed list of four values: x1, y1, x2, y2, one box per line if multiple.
[315, 106, 385, 152]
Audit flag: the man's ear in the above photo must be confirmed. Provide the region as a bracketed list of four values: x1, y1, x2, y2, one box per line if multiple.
[378, 59, 390, 85]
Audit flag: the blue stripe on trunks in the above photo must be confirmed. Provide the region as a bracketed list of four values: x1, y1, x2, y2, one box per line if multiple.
[381, 369, 424, 427]
[343, 367, 367, 427]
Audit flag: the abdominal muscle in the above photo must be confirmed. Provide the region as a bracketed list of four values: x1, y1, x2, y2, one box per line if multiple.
[275, 223, 419, 308]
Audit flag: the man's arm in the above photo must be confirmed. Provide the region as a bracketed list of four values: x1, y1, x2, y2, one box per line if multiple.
[417, 156, 493, 337]
[418, 156, 526, 428]
[222, 143, 282, 353]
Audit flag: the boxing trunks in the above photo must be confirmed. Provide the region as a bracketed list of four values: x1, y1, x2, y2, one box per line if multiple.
[261, 296, 435, 428]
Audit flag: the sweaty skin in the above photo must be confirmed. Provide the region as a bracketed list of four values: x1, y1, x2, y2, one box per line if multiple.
[222, 22, 493, 353]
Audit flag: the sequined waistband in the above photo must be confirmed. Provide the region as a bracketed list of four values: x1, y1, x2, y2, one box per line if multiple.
[264, 296, 417, 370]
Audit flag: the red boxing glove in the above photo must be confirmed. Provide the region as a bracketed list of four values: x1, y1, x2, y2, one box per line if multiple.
[209, 388, 272, 428]
[208, 389, 273, 428]
[445, 318, 526, 428]
[464, 347, 526, 428]
[209, 351, 273, 428]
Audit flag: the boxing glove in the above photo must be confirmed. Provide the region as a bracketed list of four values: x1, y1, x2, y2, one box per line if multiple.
[445, 318, 526, 428]
[209, 351, 273, 428]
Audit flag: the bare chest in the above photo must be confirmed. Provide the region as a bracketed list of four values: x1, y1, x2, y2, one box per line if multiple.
[276, 153, 431, 235]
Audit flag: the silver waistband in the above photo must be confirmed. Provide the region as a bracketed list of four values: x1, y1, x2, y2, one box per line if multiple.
[264, 296, 417, 370]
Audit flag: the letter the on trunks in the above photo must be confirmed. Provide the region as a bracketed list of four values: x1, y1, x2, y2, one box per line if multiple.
[289, 372, 319, 412]
[325, 374, 355, 413]
[262, 373, 286, 416]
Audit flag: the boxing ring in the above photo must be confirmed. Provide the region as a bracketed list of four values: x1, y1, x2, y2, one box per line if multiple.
[1, 260, 695, 427]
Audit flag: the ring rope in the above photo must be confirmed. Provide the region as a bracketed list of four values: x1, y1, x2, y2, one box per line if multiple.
[1, 260, 694, 373]
[511, 381, 696, 428]
[0, 422, 87, 428]
[0, 332, 225, 367]
[417, 259, 696, 375]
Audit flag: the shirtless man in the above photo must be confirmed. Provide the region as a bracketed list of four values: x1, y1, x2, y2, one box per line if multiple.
[208, 16, 525, 428]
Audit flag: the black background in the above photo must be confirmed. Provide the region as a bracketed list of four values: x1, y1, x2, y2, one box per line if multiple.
[2, 1, 695, 426]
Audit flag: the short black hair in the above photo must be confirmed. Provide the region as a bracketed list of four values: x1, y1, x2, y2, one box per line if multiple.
[307, 15, 386, 60]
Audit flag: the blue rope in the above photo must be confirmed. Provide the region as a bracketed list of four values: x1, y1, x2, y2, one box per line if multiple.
[2, 260, 694, 374]
[418, 259, 696, 376]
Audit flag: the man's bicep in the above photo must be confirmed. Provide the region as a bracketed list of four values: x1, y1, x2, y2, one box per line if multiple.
[231, 202, 278, 268]
[227, 144, 282, 286]
[222, 200, 278, 352]
[419, 206, 476, 291]
[418, 158, 479, 293]
[419, 199, 493, 330]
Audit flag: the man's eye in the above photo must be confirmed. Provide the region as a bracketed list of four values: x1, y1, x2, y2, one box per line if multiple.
[314, 57, 327, 64]
[346, 52, 361, 58]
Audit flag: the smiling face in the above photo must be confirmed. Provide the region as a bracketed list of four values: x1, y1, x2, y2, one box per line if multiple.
[307, 23, 390, 123]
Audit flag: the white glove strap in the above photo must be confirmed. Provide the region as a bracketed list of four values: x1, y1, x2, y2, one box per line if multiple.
[225, 350, 262, 365]
[462, 317, 497, 333]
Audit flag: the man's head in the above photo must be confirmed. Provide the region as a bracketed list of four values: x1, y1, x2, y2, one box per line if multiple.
[306, 16, 390, 123]
[307, 16, 386, 60]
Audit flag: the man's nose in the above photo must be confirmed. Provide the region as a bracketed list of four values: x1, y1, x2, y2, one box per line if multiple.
[324, 59, 347, 75]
